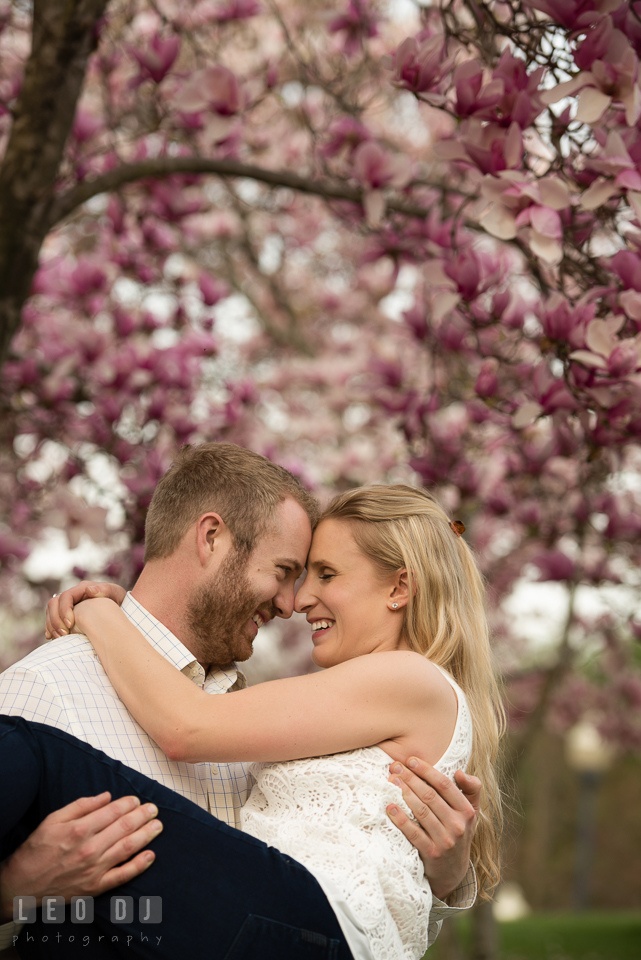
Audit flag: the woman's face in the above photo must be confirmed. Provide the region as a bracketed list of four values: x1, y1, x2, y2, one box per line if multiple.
[294, 518, 408, 668]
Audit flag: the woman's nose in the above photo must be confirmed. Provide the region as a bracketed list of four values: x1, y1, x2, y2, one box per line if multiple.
[294, 579, 313, 614]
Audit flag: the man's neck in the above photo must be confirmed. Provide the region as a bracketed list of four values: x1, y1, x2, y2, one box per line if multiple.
[130, 569, 212, 669]
[131, 561, 240, 675]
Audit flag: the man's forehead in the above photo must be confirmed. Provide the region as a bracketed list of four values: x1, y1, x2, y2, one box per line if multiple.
[263, 498, 312, 560]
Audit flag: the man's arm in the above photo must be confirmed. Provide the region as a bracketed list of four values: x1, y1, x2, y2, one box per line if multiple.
[386, 757, 481, 902]
[0, 792, 163, 921]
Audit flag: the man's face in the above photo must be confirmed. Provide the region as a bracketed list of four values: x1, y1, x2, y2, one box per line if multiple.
[186, 497, 312, 668]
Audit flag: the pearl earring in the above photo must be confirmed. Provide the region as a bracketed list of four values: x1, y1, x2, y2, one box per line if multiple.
[392, 602, 398, 609]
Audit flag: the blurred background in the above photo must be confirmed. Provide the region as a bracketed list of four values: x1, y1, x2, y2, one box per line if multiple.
[1, 0, 640, 957]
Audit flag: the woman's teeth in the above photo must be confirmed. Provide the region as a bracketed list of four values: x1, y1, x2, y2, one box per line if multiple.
[311, 620, 332, 631]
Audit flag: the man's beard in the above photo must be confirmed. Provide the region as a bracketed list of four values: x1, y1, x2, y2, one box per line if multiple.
[186, 548, 267, 668]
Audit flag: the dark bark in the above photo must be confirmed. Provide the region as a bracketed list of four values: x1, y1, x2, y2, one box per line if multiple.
[469, 900, 499, 960]
[0, 0, 109, 365]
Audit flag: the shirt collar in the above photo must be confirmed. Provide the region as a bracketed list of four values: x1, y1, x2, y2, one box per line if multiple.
[122, 592, 245, 691]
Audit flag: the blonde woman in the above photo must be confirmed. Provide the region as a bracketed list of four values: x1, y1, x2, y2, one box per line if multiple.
[0, 485, 503, 960]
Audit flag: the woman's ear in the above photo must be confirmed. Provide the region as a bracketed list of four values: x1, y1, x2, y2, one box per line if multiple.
[388, 568, 410, 610]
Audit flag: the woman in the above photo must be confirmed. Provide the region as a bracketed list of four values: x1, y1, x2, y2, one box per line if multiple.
[0, 485, 503, 960]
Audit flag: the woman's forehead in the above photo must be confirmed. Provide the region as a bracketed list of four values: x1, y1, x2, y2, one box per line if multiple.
[308, 518, 358, 561]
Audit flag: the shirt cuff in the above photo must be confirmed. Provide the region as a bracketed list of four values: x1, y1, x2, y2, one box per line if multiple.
[430, 862, 477, 918]
[0, 921, 21, 951]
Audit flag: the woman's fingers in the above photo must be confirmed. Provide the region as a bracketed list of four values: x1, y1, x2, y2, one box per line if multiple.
[45, 581, 126, 639]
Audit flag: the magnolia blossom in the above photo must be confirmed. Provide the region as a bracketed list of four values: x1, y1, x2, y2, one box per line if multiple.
[352, 141, 412, 225]
[541, 26, 640, 126]
[176, 64, 242, 141]
[388, 35, 456, 100]
[131, 33, 180, 85]
[570, 316, 641, 377]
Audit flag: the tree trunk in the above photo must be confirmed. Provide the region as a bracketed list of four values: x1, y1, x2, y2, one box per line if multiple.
[469, 900, 498, 960]
[0, 0, 108, 365]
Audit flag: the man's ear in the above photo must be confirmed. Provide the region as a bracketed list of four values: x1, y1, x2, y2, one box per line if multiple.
[195, 513, 228, 566]
[388, 568, 411, 610]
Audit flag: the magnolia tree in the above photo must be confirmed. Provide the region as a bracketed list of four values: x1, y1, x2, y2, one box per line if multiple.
[0, 0, 640, 762]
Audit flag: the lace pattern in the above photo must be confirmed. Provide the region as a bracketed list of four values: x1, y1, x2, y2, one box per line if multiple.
[241, 670, 473, 960]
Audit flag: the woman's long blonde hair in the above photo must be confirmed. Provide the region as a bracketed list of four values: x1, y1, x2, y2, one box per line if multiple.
[322, 484, 505, 899]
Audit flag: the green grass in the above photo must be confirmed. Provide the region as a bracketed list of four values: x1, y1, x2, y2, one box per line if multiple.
[428, 911, 641, 960]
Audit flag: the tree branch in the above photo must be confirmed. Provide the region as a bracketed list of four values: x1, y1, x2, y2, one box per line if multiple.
[49, 156, 433, 227]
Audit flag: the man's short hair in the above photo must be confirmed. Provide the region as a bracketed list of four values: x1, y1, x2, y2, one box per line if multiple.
[144, 443, 319, 561]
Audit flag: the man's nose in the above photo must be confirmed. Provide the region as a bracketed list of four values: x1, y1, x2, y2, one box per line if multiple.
[273, 584, 295, 619]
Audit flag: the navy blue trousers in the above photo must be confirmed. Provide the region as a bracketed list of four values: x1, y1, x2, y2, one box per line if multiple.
[0, 716, 353, 960]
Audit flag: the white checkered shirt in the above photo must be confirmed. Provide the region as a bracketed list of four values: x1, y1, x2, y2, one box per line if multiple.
[0, 593, 253, 950]
[0, 592, 252, 821]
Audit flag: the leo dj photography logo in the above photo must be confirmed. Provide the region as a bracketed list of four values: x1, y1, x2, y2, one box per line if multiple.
[14, 895, 162, 924]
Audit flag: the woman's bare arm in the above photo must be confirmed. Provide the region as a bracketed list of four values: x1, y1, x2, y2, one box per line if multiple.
[74, 599, 453, 764]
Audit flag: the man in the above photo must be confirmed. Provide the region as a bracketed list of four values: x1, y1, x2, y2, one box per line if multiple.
[0, 443, 479, 955]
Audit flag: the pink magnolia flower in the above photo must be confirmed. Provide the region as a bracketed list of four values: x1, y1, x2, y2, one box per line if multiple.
[198, 272, 228, 306]
[492, 50, 545, 129]
[611, 249, 641, 291]
[475, 360, 499, 398]
[444, 251, 483, 300]
[68, 259, 107, 297]
[321, 117, 371, 159]
[479, 172, 572, 260]
[570, 315, 641, 376]
[440, 119, 524, 176]
[213, 0, 261, 21]
[574, 15, 614, 70]
[352, 141, 412, 225]
[539, 291, 596, 344]
[72, 108, 103, 144]
[131, 33, 180, 85]
[579, 132, 641, 211]
[533, 549, 576, 581]
[453, 61, 504, 120]
[403, 303, 428, 340]
[541, 27, 639, 125]
[177, 65, 242, 116]
[515, 204, 564, 264]
[388, 35, 456, 98]
[0, 534, 31, 563]
[149, 180, 203, 222]
[329, 0, 380, 57]
[526, 0, 606, 30]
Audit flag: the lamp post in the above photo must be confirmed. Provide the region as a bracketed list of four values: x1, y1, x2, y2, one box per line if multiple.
[565, 720, 614, 912]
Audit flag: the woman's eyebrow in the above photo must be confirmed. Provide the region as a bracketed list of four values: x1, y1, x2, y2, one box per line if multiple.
[307, 558, 333, 569]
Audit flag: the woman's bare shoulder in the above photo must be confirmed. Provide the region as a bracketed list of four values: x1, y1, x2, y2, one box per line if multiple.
[349, 649, 454, 702]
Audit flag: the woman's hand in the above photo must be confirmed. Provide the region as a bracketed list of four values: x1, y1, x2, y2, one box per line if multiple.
[45, 581, 127, 639]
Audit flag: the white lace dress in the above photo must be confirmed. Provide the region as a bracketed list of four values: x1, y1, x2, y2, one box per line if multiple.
[240, 666, 473, 960]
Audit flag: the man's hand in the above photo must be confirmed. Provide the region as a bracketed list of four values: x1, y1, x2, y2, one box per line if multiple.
[45, 582, 126, 639]
[0, 793, 162, 921]
[387, 758, 481, 902]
